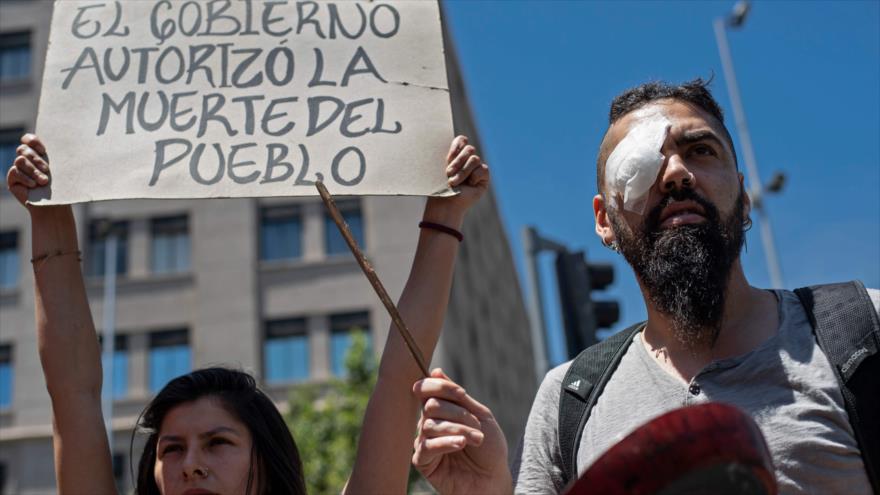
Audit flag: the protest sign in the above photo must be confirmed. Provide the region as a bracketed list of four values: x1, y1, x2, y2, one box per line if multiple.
[31, 0, 454, 204]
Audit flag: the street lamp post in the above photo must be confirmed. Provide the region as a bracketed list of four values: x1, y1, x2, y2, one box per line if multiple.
[713, 1, 785, 289]
[522, 226, 566, 381]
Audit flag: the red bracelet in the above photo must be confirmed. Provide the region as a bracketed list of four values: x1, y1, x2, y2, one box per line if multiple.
[419, 221, 463, 242]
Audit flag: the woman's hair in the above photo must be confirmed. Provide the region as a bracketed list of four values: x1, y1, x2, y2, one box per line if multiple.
[133, 367, 307, 495]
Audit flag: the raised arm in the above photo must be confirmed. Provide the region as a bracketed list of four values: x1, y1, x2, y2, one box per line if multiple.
[344, 136, 489, 493]
[7, 134, 116, 494]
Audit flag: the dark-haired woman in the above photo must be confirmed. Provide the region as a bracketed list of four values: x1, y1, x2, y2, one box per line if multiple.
[136, 368, 305, 494]
[7, 133, 492, 494]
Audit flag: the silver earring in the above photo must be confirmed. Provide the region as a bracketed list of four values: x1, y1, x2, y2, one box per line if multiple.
[605, 239, 620, 253]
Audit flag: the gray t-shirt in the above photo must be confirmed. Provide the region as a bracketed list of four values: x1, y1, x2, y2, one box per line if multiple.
[512, 289, 879, 494]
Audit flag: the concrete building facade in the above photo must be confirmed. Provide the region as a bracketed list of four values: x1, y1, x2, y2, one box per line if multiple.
[0, 1, 538, 493]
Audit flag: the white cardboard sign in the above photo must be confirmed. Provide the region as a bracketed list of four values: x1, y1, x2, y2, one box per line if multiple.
[32, 0, 454, 204]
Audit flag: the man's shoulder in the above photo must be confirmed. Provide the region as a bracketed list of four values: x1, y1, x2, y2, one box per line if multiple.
[535, 325, 644, 408]
[534, 360, 574, 405]
[783, 284, 879, 316]
[514, 360, 574, 492]
[867, 287, 879, 315]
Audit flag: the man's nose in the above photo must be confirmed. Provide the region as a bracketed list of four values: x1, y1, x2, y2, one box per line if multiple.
[659, 154, 696, 194]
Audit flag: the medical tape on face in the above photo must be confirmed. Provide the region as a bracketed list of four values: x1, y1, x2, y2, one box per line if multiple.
[604, 108, 671, 215]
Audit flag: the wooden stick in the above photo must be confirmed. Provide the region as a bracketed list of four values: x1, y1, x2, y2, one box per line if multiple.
[316, 181, 430, 378]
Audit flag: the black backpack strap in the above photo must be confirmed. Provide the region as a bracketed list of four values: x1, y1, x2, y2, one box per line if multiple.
[794, 280, 880, 493]
[557, 322, 645, 484]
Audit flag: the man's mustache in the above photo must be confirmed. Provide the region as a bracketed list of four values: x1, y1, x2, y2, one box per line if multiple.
[643, 188, 720, 234]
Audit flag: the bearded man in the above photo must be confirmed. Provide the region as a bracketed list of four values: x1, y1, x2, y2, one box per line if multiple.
[408, 79, 878, 495]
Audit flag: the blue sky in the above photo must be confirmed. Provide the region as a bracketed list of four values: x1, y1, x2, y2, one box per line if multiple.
[443, 0, 880, 367]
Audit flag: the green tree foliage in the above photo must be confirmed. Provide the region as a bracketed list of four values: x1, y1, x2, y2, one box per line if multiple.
[286, 330, 432, 494]
[285, 331, 377, 495]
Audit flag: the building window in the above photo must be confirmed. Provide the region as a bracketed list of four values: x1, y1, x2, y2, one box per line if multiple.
[87, 220, 128, 277]
[0, 128, 24, 178]
[99, 334, 128, 399]
[329, 311, 371, 377]
[260, 205, 302, 261]
[149, 330, 190, 393]
[0, 232, 18, 290]
[325, 200, 364, 255]
[264, 318, 309, 384]
[151, 216, 190, 274]
[0, 31, 31, 83]
[0, 344, 12, 409]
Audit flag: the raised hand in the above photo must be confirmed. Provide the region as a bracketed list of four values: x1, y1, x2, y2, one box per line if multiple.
[422, 135, 491, 229]
[6, 133, 51, 209]
[444, 135, 490, 207]
[412, 369, 512, 495]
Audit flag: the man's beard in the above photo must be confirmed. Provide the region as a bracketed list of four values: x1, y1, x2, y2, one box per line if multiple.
[611, 188, 746, 349]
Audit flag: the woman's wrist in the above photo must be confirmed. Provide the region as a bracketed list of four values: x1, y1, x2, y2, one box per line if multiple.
[423, 197, 466, 230]
[30, 205, 79, 254]
[29, 204, 74, 223]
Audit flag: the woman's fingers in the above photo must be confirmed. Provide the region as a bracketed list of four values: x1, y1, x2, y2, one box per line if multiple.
[18, 143, 50, 173]
[411, 370, 496, 473]
[412, 434, 467, 471]
[449, 155, 484, 187]
[9, 165, 38, 188]
[20, 133, 48, 159]
[446, 135, 468, 163]
[467, 163, 490, 187]
[414, 371, 467, 398]
[446, 145, 477, 177]
[421, 397, 483, 431]
[13, 154, 49, 185]
[420, 417, 485, 445]
[6, 138, 51, 206]
[414, 373, 494, 420]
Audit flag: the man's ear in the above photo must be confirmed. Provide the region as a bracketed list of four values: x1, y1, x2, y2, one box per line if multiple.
[594, 193, 616, 246]
[739, 173, 751, 218]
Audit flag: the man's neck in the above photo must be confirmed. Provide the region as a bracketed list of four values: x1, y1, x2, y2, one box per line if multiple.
[639, 261, 779, 382]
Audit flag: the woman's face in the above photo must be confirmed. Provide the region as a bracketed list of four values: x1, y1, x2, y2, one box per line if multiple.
[154, 396, 259, 495]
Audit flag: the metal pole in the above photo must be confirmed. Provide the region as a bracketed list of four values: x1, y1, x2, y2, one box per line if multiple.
[101, 231, 117, 451]
[522, 226, 549, 381]
[713, 18, 785, 289]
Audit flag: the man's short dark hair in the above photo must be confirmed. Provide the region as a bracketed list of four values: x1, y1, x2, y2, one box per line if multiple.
[597, 78, 738, 195]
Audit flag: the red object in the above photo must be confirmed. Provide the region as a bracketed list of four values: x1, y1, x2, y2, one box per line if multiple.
[418, 221, 463, 242]
[564, 402, 777, 495]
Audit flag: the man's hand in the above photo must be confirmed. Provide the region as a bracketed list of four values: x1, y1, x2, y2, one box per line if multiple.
[412, 369, 513, 495]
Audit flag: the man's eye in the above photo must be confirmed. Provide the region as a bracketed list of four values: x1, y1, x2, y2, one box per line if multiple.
[691, 144, 717, 157]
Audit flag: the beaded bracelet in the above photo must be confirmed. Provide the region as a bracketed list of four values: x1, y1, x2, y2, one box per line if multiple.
[31, 250, 82, 272]
[418, 221, 463, 242]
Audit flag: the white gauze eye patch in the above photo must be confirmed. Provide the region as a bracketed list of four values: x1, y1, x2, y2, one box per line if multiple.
[604, 108, 671, 215]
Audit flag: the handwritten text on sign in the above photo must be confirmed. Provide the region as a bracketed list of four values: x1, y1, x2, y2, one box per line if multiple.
[32, 0, 453, 204]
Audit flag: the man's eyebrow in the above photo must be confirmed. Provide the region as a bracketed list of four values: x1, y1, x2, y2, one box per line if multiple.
[675, 129, 726, 149]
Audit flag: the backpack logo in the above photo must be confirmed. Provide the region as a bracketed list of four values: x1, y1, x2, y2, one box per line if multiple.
[565, 376, 592, 400]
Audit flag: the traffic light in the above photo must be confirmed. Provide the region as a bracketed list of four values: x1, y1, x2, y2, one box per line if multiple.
[555, 250, 620, 360]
